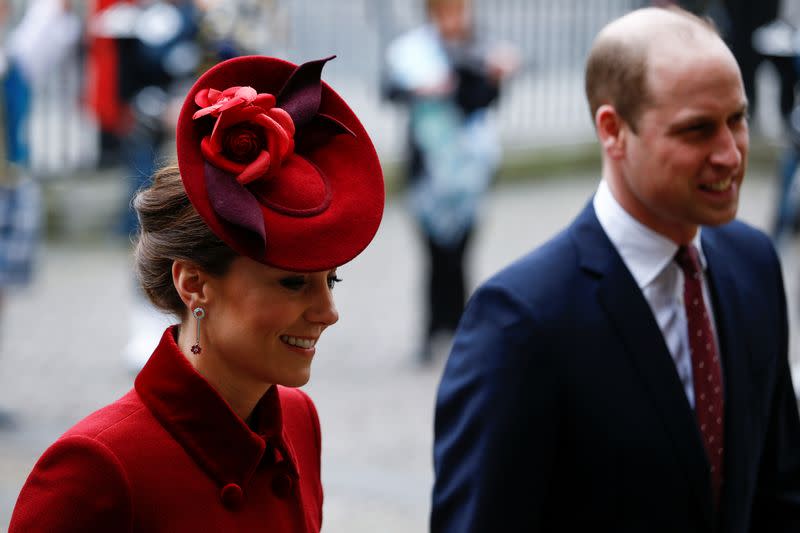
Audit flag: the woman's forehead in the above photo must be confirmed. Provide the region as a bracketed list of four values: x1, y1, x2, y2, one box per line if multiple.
[229, 256, 335, 277]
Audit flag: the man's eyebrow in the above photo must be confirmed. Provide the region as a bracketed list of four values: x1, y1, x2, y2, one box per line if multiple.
[666, 115, 714, 132]
[668, 103, 750, 130]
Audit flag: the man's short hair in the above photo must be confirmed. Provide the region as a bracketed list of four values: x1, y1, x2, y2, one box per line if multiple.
[584, 37, 649, 131]
[425, 0, 468, 14]
[584, 7, 720, 132]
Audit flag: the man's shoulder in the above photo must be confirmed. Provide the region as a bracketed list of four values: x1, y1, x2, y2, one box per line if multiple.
[481, 222, 586, 301]
[489, 202, 600, 278]
[706, 218, 768, 242]
[704, 219, 777, 267]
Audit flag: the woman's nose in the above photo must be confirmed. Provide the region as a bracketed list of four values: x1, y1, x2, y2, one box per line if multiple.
[305, 285, 339, 326]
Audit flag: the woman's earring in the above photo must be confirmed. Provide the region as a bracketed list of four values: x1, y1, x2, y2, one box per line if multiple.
[191, 307, 205, 354]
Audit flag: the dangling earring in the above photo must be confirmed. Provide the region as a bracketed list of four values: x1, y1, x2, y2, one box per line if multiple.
[191, 307, 205, 354]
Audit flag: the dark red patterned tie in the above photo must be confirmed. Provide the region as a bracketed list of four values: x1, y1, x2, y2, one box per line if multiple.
[675, 245, 724, 507]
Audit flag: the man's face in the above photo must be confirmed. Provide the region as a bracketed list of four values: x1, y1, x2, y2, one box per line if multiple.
[430, 2, 471, 42]
[615, 40, 749, 244]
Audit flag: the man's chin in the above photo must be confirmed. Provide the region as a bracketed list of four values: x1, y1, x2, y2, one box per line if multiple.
[698, 208, 739, 228]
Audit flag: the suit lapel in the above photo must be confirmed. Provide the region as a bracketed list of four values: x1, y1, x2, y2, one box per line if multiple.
[701, 232, 756, 528]
[571, 204, 714, 527]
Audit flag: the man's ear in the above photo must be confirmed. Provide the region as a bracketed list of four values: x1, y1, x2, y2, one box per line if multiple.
[172, 260, 211, 309]
[595, 104, 627, 159]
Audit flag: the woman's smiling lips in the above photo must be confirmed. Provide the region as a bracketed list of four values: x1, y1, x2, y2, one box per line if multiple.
[280, 335, 318, 350]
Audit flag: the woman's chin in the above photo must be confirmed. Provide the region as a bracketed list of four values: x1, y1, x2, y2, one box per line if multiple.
[273, 370, 312, 389]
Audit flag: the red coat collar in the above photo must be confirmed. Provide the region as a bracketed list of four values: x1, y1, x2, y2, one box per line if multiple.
[134, 326, 298, 487]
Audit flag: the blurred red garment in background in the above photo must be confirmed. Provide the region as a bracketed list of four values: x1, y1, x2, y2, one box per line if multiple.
[85, 0, 135, 135]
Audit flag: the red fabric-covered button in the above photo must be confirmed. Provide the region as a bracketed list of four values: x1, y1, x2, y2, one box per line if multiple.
[220, 483, 244, 510]
[272, 471, 294, 499]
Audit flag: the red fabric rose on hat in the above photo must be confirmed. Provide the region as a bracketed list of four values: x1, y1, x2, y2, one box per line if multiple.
[194, 86, 296, 185]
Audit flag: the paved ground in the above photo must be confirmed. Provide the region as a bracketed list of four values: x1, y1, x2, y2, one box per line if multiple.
[0, 169, 798, 532]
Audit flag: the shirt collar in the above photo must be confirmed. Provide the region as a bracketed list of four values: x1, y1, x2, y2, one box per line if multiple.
[134, 326, 298, 487]
[593, 179, 707, 289]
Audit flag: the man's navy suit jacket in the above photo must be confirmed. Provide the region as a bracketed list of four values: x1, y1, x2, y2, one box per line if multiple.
[432, 203, 800, 532]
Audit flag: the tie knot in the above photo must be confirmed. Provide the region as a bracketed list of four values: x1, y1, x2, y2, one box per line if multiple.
[675, 244, 702, 276]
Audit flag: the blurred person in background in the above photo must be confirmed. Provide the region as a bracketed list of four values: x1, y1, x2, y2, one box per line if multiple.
[384, 0, 518, 364]
[85, 0, 129, 168]
[432, 7, 800, 532]
[653, 0, 797, 122]
[746, 2, 800, 245]
[10, 54, 384, 531]
[0, 0, 79, 428]
[194, 0, 288, 69]
[88, 0, 204, 372]
[85, 0, 286, 172]
[722, 0, 797, 125]
[88, 0, 202, 237]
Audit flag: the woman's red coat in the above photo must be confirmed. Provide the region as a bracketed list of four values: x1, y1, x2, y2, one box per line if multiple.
[10, 327, 323, 532]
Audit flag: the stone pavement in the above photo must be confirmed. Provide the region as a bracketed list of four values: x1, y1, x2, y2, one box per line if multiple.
[0, 170, 798, 532]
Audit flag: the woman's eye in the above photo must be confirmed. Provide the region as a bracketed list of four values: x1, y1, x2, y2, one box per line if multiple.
[327, 276, 342, 289]
[279, 276, 306, 291]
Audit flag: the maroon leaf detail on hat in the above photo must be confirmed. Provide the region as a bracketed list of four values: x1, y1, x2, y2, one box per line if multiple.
[204, 163, 266, 255]
[295, 113, 355, 154]
[277, 56, 333, 127]
[277, 56, 356, 155]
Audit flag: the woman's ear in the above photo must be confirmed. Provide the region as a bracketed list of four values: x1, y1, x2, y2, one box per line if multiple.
[172, 260, 210, 309]
[595, 104, 627, 159]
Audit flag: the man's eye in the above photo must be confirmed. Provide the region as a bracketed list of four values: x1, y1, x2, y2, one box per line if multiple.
[685, 123, 710, 133]
[729, 112, 748, 127]
[327, 276, 342, 289]
[280, 277, 306, 291]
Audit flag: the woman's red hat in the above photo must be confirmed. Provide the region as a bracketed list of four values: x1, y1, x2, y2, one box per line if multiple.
[176, 55, 384, 271]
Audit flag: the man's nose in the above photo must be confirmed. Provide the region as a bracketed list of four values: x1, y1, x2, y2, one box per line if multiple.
[709, 126, 744, 169]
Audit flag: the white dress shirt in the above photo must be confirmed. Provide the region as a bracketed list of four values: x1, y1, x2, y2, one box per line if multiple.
[593, 180, 720, 408]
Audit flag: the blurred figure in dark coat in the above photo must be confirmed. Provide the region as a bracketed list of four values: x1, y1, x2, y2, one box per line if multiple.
[384, 0, 518, 363]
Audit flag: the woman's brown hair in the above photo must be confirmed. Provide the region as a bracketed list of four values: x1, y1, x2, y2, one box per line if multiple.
[133, 164, 237, 318]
